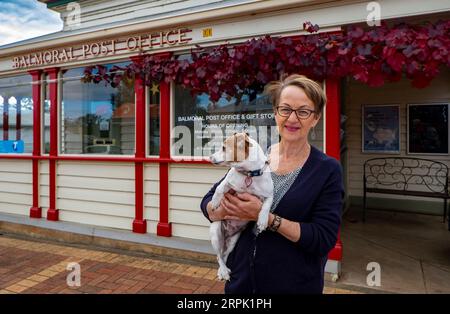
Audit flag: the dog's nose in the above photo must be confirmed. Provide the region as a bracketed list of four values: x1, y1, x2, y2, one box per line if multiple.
[210, 156, 219, 164]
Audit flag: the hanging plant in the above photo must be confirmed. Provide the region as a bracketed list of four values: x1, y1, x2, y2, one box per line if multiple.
[83, 19, 450, 100]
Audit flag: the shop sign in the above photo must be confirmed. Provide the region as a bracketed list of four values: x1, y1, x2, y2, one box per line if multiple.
[12, 28, 192, 69]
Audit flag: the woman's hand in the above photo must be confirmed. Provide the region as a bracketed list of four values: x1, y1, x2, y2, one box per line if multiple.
[221, 192, 262, 221]
[207, 201, 228, 221]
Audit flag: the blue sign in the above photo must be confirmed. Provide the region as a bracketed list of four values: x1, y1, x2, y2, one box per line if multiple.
[0, 140, 25, 153]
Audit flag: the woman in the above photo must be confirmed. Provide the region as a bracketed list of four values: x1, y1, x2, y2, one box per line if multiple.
[200, 74, 344, 294]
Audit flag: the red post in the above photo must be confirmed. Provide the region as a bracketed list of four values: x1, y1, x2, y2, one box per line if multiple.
[28, 70, 42, 218]
[325, 78, 343, 263]
[46, 68, 59, 221]
[131, 56, 147, 233]
[158, 79, 171, 237]
[157, 52, 173, 236]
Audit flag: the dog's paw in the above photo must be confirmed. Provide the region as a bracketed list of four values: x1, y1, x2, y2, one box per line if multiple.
[256, 215, 269, 233]
[217, 266, 231, 281]
[211, 194, 221, 209]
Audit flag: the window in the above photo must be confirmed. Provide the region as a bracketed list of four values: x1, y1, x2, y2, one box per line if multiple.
[148, 83, 160, 156]
[0, 74, 33, 154]
[60, 62, 135, 155]
[173, 84, 278, 157]
[43, 74, 50, 154]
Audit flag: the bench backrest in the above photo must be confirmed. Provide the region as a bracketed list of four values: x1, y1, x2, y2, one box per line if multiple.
[364, 157, 449, 195]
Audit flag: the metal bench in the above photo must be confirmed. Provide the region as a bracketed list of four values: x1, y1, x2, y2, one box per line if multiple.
[363, 157, 449, 229]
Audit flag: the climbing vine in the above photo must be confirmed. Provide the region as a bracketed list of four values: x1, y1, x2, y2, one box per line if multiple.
[82, 20, 450, 101]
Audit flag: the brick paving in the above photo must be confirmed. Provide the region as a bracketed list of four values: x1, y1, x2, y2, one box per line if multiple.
[0, 234, 359, 294]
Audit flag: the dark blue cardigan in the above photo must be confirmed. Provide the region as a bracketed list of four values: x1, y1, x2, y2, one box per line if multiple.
[200, 145, 344, 294]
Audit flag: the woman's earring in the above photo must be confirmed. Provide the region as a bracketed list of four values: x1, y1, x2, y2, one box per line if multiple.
[310, 127, 316, 140]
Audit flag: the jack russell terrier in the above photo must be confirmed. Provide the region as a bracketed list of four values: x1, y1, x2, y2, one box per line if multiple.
[209, 133, 274, 281]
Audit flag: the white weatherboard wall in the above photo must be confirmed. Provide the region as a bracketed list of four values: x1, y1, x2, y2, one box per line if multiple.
[0, 160, 32, 216]
[40, 160, 49, 217]
[56, 161, 135, 229]
[345, 69, 450, 207]
[169, 164, 227, 240]
[144, 164, 160, 234]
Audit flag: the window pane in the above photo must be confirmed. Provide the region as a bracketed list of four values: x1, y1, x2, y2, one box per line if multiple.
[173, 84, 278, 157]
[148, 83, 160, 156]
[61, 62, 135, 155]
[0, 75, 33, 154]
[43, 74, 50, 154]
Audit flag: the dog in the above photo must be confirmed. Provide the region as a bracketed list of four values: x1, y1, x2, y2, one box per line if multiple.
[209, 133, 273, 281]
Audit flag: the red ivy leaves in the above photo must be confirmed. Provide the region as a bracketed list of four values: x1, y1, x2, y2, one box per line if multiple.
[83, 20, 450, 100]
[303, 21, 320, 33]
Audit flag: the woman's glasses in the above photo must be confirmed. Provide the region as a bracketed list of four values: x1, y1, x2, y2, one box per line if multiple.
[276, 106, 316, 119]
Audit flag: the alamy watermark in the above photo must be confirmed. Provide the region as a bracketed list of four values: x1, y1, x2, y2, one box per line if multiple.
[366, 262, 381, 287]
[366, 1, 381, 27]
[172, 120, 280, 162]
[66, 2, 81, 28]
[66, 262, 81, 287]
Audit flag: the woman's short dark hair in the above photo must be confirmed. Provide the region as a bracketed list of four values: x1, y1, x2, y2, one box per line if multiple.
[264, 74, 326, 116]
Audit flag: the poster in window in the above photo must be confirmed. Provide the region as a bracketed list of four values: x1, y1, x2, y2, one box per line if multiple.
[362, 105, 400, 153]
[407, 103, 449, 155]
[173, 85, 277, 157]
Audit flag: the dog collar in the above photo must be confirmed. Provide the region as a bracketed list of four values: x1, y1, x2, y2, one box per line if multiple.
[242, 161, 268, 188]
[237, 160, 269, 178]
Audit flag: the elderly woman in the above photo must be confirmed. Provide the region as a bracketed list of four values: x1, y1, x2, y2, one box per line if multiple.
[200, 74, 344, 294]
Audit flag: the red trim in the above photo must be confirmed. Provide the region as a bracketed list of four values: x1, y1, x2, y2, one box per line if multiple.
[158, 163, 171, 236]
[157, 67, 172, 236]
[2, 102, 8, 141]
[325, 79, 341, 160]
[0, 154, 211, 164]
[131, 57, 147, 233]
[0, 155, 34, 160]
[159, 79, 170, 160]
[28, 70, 42, 218]
[45, 68, 59, 221]
[325, 78, 343, 262]
[328, 230, 343, 260]
[154, 52, 173, 60]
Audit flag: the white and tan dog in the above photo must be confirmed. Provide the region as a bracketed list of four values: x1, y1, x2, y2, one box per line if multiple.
[209, 133, 273, 281]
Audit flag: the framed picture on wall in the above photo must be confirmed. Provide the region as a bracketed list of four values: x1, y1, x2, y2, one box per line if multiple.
[407, 103, 449, 155]
[362, 104, 400, 153]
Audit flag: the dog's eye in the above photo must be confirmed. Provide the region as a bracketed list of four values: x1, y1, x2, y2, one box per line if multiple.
[222, 146, 225, 152]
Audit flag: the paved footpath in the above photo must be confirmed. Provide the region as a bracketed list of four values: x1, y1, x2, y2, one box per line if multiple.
[0, 234, 359, 294]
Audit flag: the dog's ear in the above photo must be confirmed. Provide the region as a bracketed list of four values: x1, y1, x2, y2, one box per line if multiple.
[235, 133, 246, 148]
[238, 132, 252, 148]
[243, 133, 253, 147]
[233, 133, 250, 161]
